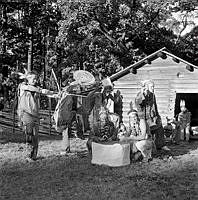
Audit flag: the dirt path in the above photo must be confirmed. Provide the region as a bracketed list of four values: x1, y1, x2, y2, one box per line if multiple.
[0, 130, 198, 200]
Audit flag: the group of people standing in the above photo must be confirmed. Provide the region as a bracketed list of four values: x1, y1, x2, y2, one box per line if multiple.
[115, 80, 170, 162]
[16, 68, 191, 163]
[85, 79, 170, 163]
[117, 79, 192, 162]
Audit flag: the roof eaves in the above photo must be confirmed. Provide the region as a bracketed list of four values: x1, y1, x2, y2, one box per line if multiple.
[110, 47, 198, 82]
[162, 50, 198, 70]
[110, 47, 166, 82]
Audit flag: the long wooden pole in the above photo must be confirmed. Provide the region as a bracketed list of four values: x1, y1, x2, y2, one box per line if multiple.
[45, 26, 52, 135]
[51, 68, 60, 92]
[48, 97, 52, 135]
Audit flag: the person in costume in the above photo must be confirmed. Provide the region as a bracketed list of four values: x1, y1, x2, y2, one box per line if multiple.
[17, 69, 55, 160]
[86, 78, 119, 153]
[135, 80, 170, 151]
[178, 100, 191, 142]
[114, 90, 123, 123]
[119, 110, 154, 162]
[164, 117, 181, 144]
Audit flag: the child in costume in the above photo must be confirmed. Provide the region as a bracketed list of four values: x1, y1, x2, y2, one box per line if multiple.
[178, 100, 191, 142]
[118, 110, 154, 162]
[86, 78, 119, 153]
[164, 117, 181, 144]
[17, 69, 55, 160]
[117, 123, 128, 140]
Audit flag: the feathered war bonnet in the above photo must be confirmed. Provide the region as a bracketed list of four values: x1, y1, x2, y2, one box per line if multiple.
[18, 68, 37, 80]
[180, 99, 186, 108]
[140, 79, 154, 88]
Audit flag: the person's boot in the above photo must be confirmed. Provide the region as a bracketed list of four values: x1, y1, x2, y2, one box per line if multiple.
[31, 146, 38, 161]
[65, 146, 71, 153]
[86, 141, 92, 154]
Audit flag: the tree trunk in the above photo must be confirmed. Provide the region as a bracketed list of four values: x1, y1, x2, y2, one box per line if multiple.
[27, 26, 33, 72]
[0, 4, 7, 55]
[45, 28, 50, 77]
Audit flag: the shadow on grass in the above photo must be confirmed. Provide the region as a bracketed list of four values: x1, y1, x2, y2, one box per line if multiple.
[0, 128, 62, 144]
[1, 148, 198, 200]
[153, 140, 198, 159]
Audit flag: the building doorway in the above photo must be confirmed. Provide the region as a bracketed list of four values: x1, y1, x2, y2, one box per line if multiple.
[175, 93, 198, 126]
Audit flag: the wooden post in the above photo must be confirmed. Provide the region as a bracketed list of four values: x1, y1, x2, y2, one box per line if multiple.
[48, 97, 52, 135]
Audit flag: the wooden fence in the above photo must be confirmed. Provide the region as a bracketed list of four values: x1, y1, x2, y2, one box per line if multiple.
[0, 109, 59, 135]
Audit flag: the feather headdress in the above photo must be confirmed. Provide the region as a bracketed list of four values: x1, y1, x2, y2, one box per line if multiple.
[180, 99, 186, 108]
[18, 68, 35, 80]
[127, 101, 137, 115]
[140, 79, 154, 87]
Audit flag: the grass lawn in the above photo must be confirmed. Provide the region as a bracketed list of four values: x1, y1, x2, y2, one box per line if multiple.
[0, 128, 198, 200]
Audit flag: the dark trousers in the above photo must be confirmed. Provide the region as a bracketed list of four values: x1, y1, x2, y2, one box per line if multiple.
[25, 126, 39, 160]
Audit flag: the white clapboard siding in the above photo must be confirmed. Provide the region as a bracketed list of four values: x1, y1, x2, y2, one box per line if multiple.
[114, 55, 198, 126]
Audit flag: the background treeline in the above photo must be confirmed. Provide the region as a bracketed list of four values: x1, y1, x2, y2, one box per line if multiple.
[0, 0, 198, 109]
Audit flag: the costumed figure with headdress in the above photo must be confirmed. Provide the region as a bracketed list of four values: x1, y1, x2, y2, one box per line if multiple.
[53, 70, 96, 154]
[86, 77, 120, 153]
[164, 117, 181, 144]
[17, 69, 55, 160]
[135, 80, 170, 151]
[118, 102, 154, 162]
[178, 100, 191, 141]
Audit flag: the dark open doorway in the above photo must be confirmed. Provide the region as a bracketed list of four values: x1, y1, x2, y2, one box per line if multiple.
[175, 93, 198, 126]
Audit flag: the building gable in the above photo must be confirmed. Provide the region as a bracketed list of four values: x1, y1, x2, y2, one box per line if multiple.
[113, 50, 198, 127]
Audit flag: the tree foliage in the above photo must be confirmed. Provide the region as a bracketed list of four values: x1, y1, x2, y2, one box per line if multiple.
[0, 0, 61, 74]
[56, 0, 198, 77]
[0, 0, 198, 78]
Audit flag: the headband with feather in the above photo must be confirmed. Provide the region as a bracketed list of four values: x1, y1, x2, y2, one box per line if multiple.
[18, 68, 35, 80]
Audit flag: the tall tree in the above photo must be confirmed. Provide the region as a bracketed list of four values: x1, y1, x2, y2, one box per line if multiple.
[56, 0, 198, 77]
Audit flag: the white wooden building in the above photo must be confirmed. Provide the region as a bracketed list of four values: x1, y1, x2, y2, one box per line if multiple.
[110, 47, 198, 126]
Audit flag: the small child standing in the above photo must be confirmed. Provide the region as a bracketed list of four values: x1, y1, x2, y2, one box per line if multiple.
[164, 117, 181, 144]
[17, 70, 55, 160]
[178, 100, 191, 142]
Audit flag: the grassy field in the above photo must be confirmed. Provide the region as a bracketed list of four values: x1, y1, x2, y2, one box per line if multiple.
[0, 129, 198, 200]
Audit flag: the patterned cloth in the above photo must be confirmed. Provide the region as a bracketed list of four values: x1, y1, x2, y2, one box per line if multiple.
[135, 91, 159, 122]
[135, 91, 165, 149]
[53, 92, 76, 132]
